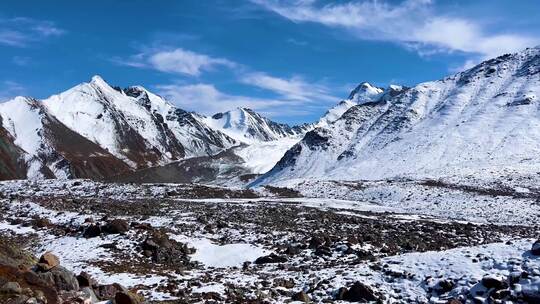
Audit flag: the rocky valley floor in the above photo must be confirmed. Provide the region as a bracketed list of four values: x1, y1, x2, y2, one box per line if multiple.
[1, 179, 540, 303]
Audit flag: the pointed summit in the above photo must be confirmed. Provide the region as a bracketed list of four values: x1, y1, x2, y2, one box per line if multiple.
[348, 82, 384, 103]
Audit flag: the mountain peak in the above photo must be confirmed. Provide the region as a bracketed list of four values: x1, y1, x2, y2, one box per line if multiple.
[90, 75, 108, 86]
[348, 82, 384, 103]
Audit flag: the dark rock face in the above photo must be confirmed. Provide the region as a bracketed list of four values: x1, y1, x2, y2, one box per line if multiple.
[303, 131, 329, 150]
[0, 118, 27, 181]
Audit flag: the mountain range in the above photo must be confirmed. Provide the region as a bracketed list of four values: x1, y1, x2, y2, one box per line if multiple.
[0, 75, 351, 182]
[1, 46, 539, 185]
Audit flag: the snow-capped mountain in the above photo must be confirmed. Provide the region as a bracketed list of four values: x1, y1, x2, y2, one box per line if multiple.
[255, 47, 540, 185]
[0, 96, 130, 179]
[204, 107, 310, 143]
[43, 76, 237, 168]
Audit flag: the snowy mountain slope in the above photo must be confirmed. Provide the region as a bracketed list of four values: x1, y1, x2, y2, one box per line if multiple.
[255, 47, 540, 185]
[43, 76, 237, 168]
[204, 107, 309, 143]
[124, 86, 237, 157]
[0, 96, 131, 179]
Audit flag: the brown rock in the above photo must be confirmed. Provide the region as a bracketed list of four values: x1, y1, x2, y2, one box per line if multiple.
[115, 291, 141, 304]
[292, 291, 310, 302]
[103, 219, 130, 234]
[38, 252, 59, 270]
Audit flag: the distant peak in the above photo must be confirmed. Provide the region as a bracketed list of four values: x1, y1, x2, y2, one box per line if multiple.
[90, 75, 106, 83]
[348, 82, 384, 102]
[89, 75, 113, 90]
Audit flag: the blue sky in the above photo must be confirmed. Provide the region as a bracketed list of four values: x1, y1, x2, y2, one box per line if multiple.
[1, 0, 540, 124]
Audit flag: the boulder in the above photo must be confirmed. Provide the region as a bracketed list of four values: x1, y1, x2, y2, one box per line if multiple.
[436, 279, 455, 293]
[81, 287, 99, 303]
[82, 224, 102, 238]
[481, 275, 507, 290]
[96, 283, 127, 300]
[140, 231, 193, 265]
[254, 254, 287, 264]
[76, 272, 96, 288]
[115, 291, 141, 304]
[531, 240, 540, 255]
[340, 281, 378, 302]
[38, 266, 79, 291]
[37, 252, 60, 271]
[103, 219, 130, 234]
[0, 281, 22, 294]
[292, 291, 310, 302]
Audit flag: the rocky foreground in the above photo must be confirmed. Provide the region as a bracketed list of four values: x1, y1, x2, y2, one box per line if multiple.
[1, 179, 540, 303]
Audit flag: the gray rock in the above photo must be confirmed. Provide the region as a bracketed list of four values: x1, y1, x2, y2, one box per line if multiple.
[0, 281, 22, 294]
[81, 286, 99, 303]
[38, 266, 79, 291]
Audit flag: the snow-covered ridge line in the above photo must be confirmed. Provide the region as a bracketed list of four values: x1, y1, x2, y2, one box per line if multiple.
[254, 46, 540, 185]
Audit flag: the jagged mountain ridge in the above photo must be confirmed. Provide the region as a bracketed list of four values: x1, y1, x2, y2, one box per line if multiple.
[204, 107, 311, 143]
[0, 76, 315, 180]
[254, 47, 540, 185]
[43, 76, 239, 167]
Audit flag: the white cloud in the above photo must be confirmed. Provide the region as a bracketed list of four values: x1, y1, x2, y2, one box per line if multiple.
[157, 83, 293, 115]
[241, 72, 336, 102]
[156, 82, 327, 118]
[0, 17, 65, 47]
[115, 48, 236, 76]
[252, 0, 539, 65]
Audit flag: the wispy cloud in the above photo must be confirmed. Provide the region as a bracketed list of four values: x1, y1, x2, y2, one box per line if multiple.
[113, 47, 236, 76]
[117, 45, 340, 117]
[0, 17, 65, 47]
[241, 72, 336, 102]
[156, 83, 300, 116]
[0, 81, 26, 102]
[251, 0, 539, 65]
